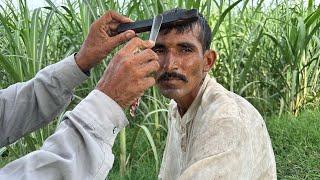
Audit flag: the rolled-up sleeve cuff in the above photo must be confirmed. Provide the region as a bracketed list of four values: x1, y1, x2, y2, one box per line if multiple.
[54, 54, 89, 90]
[65, 90, 129, 145]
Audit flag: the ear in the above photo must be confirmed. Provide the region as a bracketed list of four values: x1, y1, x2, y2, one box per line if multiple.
[203, 50, 217, 73]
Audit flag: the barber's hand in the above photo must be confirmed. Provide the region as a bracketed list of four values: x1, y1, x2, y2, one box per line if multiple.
[75, 11, 136, 72]
[96, 37, 159, 108]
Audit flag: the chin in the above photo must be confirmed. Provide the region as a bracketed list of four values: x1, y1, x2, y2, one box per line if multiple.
[159, 88, 187, 100]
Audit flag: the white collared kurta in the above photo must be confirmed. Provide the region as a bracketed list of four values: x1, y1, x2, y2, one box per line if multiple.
[159, 75, 277, 180]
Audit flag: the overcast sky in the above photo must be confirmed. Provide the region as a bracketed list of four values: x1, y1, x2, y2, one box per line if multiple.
[1, 0, 320, 10]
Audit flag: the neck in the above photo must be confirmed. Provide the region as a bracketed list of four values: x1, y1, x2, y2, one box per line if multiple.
[176, 78, 205, 117]
[176, 92, 197, 117]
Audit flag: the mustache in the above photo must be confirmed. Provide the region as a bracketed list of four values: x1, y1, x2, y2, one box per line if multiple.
[157, 72, 188, 83]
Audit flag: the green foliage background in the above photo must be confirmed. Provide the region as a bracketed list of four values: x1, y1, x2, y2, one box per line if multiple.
[0, 0, 319, 179]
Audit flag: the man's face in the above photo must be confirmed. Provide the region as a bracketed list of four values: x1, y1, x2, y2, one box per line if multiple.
[154, 25, 211, 100]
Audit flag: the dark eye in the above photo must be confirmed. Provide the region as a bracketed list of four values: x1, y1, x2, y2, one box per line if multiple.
[181, 46, 193, 53]
[152, 47, 165, 54]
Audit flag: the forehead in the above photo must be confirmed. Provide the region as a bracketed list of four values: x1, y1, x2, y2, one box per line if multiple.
[156, 25, 202, 49]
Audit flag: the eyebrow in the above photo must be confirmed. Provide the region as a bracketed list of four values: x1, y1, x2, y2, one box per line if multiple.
[154, 43, 166, 48]
[177, 42, 197, 50]
[154, 42, 197, 49]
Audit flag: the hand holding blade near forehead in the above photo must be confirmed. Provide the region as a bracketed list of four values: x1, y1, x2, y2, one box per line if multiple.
[75, 11, 136, 72]
[96, 37, 159, 108]
[75, 10, 159, 108]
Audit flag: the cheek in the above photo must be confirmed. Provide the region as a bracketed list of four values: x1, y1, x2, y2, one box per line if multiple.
[184, 59, 203, 77]
[191, 65, 201, 76]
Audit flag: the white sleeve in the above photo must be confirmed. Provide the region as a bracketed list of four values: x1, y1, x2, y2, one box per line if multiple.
[0, 55, 88, 147]
[0, 90, 128, 180]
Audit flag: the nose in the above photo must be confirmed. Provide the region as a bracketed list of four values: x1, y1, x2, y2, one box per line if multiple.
[162, 51, 178, 71]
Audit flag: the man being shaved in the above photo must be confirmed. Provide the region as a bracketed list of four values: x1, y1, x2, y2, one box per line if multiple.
[154, 8, 276, 179]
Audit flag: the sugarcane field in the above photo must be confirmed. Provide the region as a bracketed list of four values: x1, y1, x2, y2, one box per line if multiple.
[0, 0, 319, 179]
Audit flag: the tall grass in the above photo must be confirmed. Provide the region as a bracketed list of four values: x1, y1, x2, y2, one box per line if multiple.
[267, 108, 320, 179]
[0, 0, 319, 178]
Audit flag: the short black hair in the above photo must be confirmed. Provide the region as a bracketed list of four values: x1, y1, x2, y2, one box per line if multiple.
[160, 8, 212, 52]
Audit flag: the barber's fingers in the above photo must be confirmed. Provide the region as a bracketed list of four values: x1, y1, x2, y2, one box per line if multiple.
[108, 22, 120, 31]
[138, 60, 160, 76]
[108, 30, 135, 50]
[120, 37, 155, 54]
[101, 10, 133, 24]
[93, 11, 132, 31]
[130, 48, 159, 65]
[141, 77, 156, 89]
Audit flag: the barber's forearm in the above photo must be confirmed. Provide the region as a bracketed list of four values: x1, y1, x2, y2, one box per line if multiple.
[0, 90, 128, 179]
[0, 54, 88, 147]
[65, 90, 129, 146]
